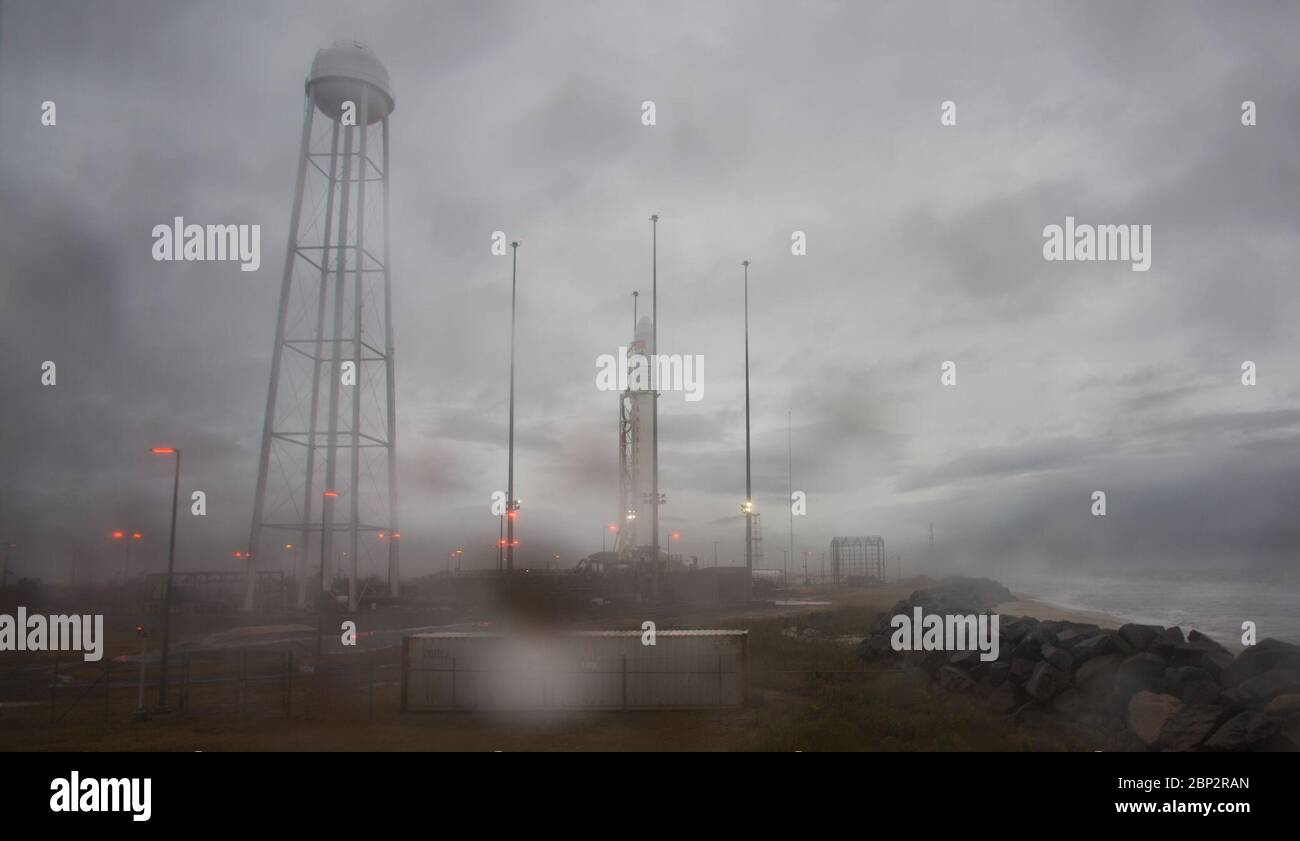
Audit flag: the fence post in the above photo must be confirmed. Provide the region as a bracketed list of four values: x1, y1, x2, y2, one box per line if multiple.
[50, 656, 59, 724]
[181, 653, 191, 713]
[399, 637, 408, 713]
[239, 647, 247, 716]
[621, 654, 628, 710]
[285, 649, 293, 719]
[368, 659, 375, 721]
[104, 660, 112, 723]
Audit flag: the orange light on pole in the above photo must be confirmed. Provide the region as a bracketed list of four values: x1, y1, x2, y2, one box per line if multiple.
[112, 530, 125, 540]
[132, 532, 143, 540]
[323, 489, 339, 498]
[150, 447, 176, 455]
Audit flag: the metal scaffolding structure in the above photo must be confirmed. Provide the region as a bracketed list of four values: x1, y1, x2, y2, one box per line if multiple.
[829, 536, 886, 585]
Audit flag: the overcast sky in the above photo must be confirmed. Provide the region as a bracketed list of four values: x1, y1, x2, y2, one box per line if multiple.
[2, 0, 1299, 585]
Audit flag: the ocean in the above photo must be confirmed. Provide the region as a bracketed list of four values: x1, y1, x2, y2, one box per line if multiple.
[1003, 567, 1300, 647]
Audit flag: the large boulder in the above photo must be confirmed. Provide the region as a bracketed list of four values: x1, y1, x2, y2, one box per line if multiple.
[1168, 631, 1234, 677]
[1223, 639, 1300, 687]
[1118, 623, 1166, 652]
[1041, 644, 1073, 672]
[1012, 637, 1044, 661]
[1202, 711, 1283, 752]
[1127, 691, 1181, 746]
[1222, 669, 1300, 707]
[1156, 704, 1226, 752]
[1009, 657, 1037, 683]
[1164, 665, 1212, 694]
[999, 617, 1039, 644]
[1072, 632, 1120, 663]
[1264, 694, 1300, 718]
[1181, 679, 1223, 705]
[1114, 652, 1170, 699]
[1152, 626, 1187, 651]
[1075, 653, 1123, 701]
[909, 577, 1015, 613]
[1055, 623, 1101, 649]
[1025, 661, 1072, 703]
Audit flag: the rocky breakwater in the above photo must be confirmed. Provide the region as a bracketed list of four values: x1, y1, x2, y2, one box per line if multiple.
[856, 577, 1300, 751]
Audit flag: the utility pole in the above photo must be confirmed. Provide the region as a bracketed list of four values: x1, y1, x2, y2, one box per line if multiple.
[787, 409, 793, 589]
[152, 447, 182, 711]
[506, 241, 519, 573]
[650, 214, 660, 602]
[742, 260, 752, 597]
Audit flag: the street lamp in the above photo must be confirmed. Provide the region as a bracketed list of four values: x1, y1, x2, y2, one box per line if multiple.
[650, 214, 660, 600]
[505, 239, 520, 574]
[149, 446, 181, 711]
[604, 523, 618, 553]
[742, 259, 752, 598]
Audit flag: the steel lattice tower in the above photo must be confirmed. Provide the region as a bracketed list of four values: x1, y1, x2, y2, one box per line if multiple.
[246, 42, 400, 613]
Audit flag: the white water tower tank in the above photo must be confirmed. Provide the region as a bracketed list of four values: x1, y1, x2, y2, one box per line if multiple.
[307, 40, 395, 124]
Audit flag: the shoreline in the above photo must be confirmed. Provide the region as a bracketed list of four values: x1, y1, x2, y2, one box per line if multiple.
[996, 593, 1245, 653]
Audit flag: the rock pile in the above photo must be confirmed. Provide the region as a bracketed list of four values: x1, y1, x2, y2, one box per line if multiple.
[856, 578, 1300, 751]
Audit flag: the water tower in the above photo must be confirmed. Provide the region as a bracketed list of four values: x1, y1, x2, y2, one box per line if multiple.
[246, 42, 400, 612]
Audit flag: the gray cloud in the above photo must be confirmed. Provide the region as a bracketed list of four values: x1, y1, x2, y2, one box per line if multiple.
[2, 0, 1298, 583]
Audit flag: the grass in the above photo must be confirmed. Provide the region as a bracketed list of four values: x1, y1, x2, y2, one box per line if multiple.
[0, 598, 1095, 752]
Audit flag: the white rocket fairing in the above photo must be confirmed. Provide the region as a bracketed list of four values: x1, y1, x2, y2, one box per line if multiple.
[617, 315, 656, 556]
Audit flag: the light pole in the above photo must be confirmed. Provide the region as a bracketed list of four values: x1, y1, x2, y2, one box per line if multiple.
[132, 623, 149, 722]
[650, 214, 660, 601]
[506, 240, 520, 574]
[742, 259, 753, 598]
[318, 488, 338, 657]
[233, 551, 252, 603]
[149, 446, 181, 711]
[787, 409, 793, 589]
[285, 543, 305, 609]
[604, 523, 617, 553]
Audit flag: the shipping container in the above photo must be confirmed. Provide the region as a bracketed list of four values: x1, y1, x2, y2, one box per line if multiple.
[402, 630, 748, 710]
